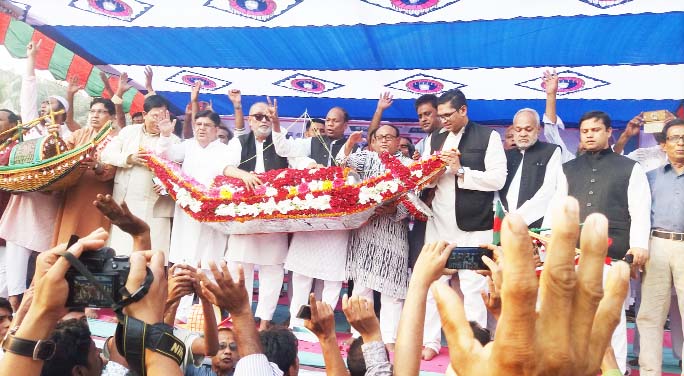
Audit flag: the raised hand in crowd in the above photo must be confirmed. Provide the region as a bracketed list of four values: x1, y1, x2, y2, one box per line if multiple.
[0, 228, 108, 376]
[144, 65, 155, 95]
[94, 193, 151, 250]
[266, 96, 280, 132]
[613, 112, 644, 154]
[304, 294, 347, 376]
[543, 69, 559, 125]
[432, 197, 630, 376]
[368, 91, 395, 137]
[199, 262, 263, 356]
[474, 243, 503, 321]
[64, 75, 84, 131]
[394, 241, 455, 376]
[228, 88, 245, 132]
[164, 264, 196, 325]
[158, 109, 177, 137]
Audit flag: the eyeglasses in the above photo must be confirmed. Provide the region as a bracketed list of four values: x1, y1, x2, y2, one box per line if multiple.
[438, 111, 458, 121]
[251, 114, 271, 122]
[218, 342, 238, 351]
[89, 109, 110, 115]
[666, 135, 684, 143]
[375, 134, 397, 141]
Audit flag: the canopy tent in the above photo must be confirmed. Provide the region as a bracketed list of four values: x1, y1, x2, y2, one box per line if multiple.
[2, 0, 683, 128]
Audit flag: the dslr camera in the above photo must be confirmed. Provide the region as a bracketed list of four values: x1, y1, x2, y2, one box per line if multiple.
[65, 247, 130, 308]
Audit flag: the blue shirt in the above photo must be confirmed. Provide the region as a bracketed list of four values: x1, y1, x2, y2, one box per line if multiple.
[647, 163, 684, 232]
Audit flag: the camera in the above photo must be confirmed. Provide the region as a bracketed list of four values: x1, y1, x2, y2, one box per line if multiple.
[65, 247, 130, 308]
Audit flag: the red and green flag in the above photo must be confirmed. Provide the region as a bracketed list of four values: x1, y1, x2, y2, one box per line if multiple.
[0, 13, 145, 115]
[493, 200, 505, 245]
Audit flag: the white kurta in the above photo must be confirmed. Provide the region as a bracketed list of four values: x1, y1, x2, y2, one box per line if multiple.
[223, 136, 312, 265]
[505, 147, 562, 226]
[157, 137, 230, 268]
[424, 128, 508, 246]
[101, 124, 179, 255]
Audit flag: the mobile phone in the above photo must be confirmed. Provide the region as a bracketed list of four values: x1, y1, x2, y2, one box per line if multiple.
[445, 247, 493, 270]
[152, 176, 168, 196]
[296, 305, 311, 320]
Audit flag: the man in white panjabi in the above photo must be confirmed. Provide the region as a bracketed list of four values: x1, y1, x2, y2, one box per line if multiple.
[156, 109, 230, 268]
[270, 107, 352, 328]
[421, 89, 507, 358]
[101, 95, 179, 256]
[223, 101, 314, 330]
[0, 40, 73, 311]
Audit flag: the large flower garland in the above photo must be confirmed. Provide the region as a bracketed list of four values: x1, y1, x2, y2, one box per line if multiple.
[144, 151, 445, 223]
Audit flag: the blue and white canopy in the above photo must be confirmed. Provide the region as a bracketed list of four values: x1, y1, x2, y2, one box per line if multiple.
[11, 0, 684, 127]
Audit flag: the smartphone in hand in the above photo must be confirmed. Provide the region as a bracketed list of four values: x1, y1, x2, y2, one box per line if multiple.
[296, 305, 312, 320]
[152, 176, 168, 196]
[445, 247, 493, 270]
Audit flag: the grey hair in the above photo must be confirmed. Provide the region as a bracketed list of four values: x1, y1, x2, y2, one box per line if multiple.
[513, 108, 540, 126]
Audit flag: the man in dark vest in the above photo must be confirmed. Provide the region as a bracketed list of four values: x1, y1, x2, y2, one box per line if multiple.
[499, 108, 561, 229]
[421, 89, 507, 360]
[542, 110, 651, 373]
[223, 101, 313, 331]
[271, 106, 352, 329]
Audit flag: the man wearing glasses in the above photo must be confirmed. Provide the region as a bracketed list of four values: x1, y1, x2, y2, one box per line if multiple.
[337, 125, 413, 351]
[223, 101, 314, 331]
[420, 89, 507, 359]
[637, 118, 684, 375]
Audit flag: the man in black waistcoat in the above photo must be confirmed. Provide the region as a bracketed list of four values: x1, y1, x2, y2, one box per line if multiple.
[542, 110, 651, 373]
[223, 101, 314, 331]
[499, 108, 561, 229]
[270, 107, 354, 329]
[420, 89, 508, 360]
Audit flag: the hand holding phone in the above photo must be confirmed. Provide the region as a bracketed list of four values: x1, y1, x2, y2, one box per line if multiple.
[152, 176, 168, 196]
[296, 304, 312, 320]
[445, 247, 494, 270]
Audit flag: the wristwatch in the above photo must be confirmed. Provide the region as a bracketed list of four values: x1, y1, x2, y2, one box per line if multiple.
[456, 167, 465, 177]
[2, 333, 56, 361]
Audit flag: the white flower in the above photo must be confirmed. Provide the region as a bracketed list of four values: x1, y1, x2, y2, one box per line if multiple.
[215, 203, 237, 217]
[175, 187, 203, 213]
[411, 169, 423, 178]
[265, 187, 278, 197]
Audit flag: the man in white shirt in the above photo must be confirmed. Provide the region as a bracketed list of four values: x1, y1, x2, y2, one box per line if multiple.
[420, 89, 507, 359]
[542, 110, 651, 374]
[499, 108, 561, 229]
[223, 101, 313, 330]
[157, 110, 230, 269]
[270, 107, 351, 329]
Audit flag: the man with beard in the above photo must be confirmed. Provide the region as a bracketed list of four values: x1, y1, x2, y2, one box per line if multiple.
[499, 108, 561, 229]
[0, 40, 74, 311]
[224, 100, 314, 330]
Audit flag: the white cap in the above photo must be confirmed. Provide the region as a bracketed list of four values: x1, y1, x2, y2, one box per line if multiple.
[48, 95, 69, 113]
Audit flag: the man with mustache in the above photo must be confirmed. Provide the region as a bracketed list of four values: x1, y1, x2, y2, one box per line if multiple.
[223, 100, 314, 330]
[270, 106, 352, 329]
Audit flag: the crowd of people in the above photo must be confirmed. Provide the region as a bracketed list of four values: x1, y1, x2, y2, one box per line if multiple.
[0, 39, 681, 376]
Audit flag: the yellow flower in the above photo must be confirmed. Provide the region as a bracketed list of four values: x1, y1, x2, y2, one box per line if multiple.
[288, 186, 298, 196]
[321, 180, 333, 191]
[219, 187, 233, 200]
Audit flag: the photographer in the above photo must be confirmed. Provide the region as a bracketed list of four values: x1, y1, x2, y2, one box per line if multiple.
[0, 228, 183, 376]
